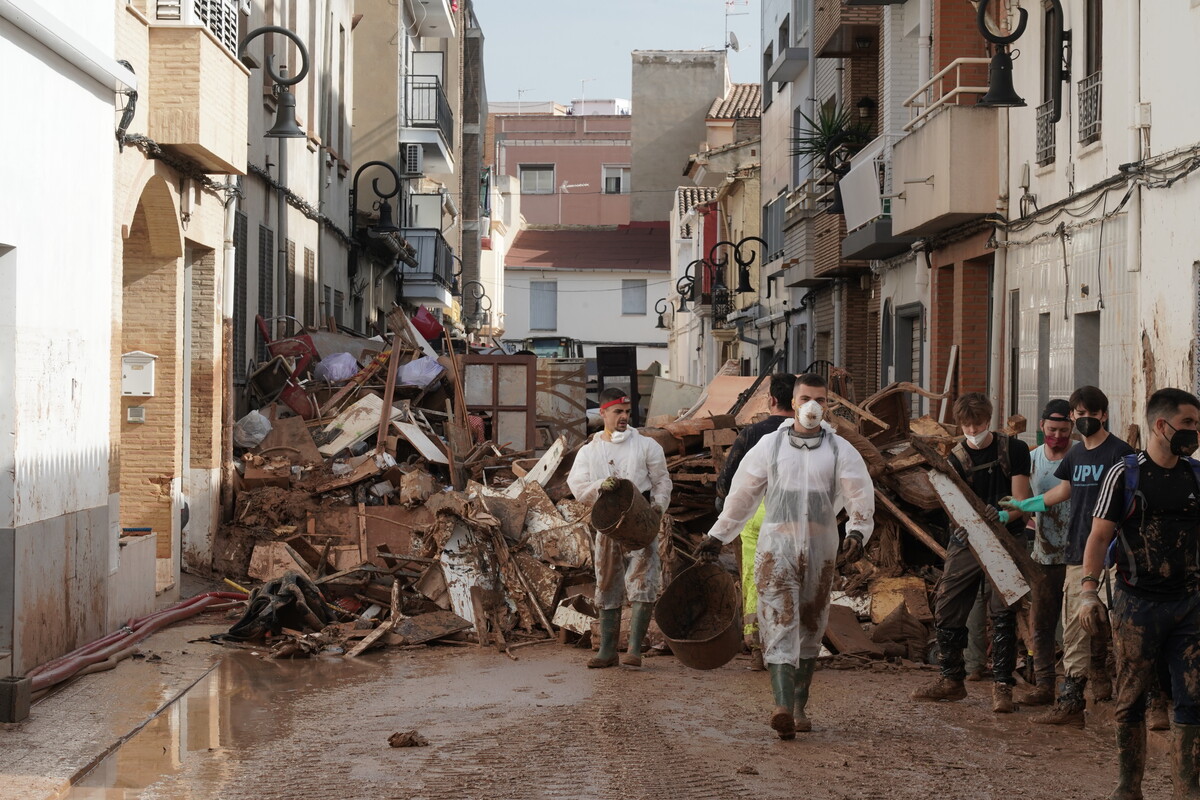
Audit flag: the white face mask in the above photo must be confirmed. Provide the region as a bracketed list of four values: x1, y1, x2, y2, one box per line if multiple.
[609, 429, 630, 444]
[796, 399, 824, 429]
[964, 430, 990, 447]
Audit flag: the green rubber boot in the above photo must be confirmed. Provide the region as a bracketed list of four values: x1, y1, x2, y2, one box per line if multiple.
[768, 663, 796, 740]
[794, 658, 816, 732]
[587, 608, 620, 668]
[621, 602, 653, 667]
[1111, 721, 1146, 800]
[1172, 723, 1200, 800]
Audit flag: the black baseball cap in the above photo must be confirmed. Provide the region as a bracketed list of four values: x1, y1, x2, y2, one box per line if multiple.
[1041, 399, 1071, 421]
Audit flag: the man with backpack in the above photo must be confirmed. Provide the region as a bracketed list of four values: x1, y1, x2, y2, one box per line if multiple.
[911, 392, 1032, 713]
[1079, 388, 1200, 799]
[1002, 386, 1133, 723]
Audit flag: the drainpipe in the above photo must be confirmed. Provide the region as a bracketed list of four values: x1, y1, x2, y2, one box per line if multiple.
[1126, 0, 1143, 421]
[833, 279, 844, 366]
[918, 0, 932, 89]
[990, 109, 1010, 426]
[219, 179, 240, 520]
[277, 138, 289, 328]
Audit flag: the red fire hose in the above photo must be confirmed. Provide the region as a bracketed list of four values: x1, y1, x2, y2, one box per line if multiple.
[27, 591, 246, 695]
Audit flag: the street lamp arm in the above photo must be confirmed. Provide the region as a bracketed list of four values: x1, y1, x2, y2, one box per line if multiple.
[239, 26, 310, 85]
[352, 160, 402, 200]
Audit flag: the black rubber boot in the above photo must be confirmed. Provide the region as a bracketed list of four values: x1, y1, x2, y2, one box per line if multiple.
[1110, 721, 1147, 800]
[768, 663, 796, 740]
[587, 608, 620, 668]
[794, 658, 816, 732]
[1172, 723, 1200, 800]
[990, 611, 1018, 685]
[911, 626, 968, 702]
[621, 602, 653, 667]
[1035, 676, 1086, 727]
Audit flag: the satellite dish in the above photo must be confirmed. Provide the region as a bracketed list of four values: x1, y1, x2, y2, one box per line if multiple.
[727, 31, 741, 52]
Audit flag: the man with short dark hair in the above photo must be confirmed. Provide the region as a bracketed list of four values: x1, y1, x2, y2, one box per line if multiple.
[1002, 385, 1133, 723]
[567, 387, 672, 670]
[912, 391, 1032, 713]
[696, 372, 874, 739]
[1079, 388, 1200, 799]
[716, 372, 797, 670]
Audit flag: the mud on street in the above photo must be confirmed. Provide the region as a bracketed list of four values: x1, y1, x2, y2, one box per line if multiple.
[50, 641, 1172, 800]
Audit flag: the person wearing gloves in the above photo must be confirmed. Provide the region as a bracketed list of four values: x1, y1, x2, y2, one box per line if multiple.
[567, 387, 672, 670]
[1000, 386, 1133, 724]
[694, 372, 874, 740]
[1078, 388, 1200, 800]
[911, 392, 1032, 713]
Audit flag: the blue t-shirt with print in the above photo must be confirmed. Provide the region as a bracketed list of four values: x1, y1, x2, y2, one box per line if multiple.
[1054, 433, 1135, 565]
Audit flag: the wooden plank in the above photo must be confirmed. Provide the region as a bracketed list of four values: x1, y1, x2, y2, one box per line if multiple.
[318, 352, 388, 417]
[501, 435, 566, 498]
[392, 610, 473, 645]
[357, 503, 368, 564]
[823, 603, 884, 658]
[375, 341, 403, 455]
[345, 619, 394, 657]
[869, 576, 934, 623]
[393, 420, 450, 464]
[873, 489, 947, 559]
[254, 415, 323, 463]
[318, 394, 402, 456]
[828, 391, 889, 430]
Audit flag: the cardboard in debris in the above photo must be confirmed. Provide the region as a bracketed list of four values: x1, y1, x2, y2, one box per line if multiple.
[398, 469, 436, 506]
[552, 593, 598, 635]
[415, 563, 451, 610]
[318, 394, 402, 456]
[248, 541, 314, 581]
[676, 375, 770, 426]
[869, 576, 933, 623]
[514, 552, 563, 615]
[823, 603, 885, 658]
[393, 610, 473, 645]
[254, 414, 323, 463]
[242, 465, 290, 490]
[520, 482, 593, 569]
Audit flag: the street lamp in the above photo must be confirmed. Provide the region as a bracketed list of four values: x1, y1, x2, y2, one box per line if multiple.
[710, 236, 767, 295]
[349, 160, 403, 279]
[461, 279, 492, 333]
[238, 26, 310, 138]
[654, 298, 674, 330]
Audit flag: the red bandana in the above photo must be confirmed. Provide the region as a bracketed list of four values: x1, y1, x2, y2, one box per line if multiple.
[600, 396, 631, 411]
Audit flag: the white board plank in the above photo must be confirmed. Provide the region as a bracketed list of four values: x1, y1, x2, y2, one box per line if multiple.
[925, 469, 1030, 605]
[318, 394, 401, 456]
[393, 420, 449, 464]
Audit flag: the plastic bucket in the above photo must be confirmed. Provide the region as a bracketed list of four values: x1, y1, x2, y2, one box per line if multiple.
[591, 479, 660, 551]
[654, 562, 743, 670]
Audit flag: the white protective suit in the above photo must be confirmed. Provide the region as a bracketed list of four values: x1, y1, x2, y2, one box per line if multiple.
[708, 418, 875, 667]
[567, 428, 673, 610]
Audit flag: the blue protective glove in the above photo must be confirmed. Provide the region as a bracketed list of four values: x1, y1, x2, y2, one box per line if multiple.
[998, 495, 1047, 514]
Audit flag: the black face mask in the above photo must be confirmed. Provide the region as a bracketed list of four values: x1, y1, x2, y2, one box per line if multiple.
[1075, 416, 1102, 437]
[1164, 421, 1200, 457]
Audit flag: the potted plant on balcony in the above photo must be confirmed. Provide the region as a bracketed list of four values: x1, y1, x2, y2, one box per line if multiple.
[789, 104, 872, 214]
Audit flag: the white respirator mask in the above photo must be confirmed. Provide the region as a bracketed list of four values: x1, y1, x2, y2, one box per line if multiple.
[796, 399, 825, 429]
[964, 430, 990, 447]
[609, 429, 630, 444]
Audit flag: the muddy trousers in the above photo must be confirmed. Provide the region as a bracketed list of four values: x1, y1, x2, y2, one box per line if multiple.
[933, 539, 1019, 684]
[1111, 588, 1200, 728]
[595, 531, 662, 611]
[1030, 563, 1067, 688]
[756, 550, 836, 667]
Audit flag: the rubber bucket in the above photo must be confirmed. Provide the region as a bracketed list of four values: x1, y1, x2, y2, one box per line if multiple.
[591, 479, 660, 551]
[654, 562, 743, 670]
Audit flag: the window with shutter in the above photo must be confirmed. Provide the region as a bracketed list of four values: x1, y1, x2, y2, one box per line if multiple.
[233, 212, 248, 382]
[529, 281, 557, 330]
[257, 225, 273, 364]
[285, 240, 296, 320]
[621, 279, 646, 315]
[303, 247, 316, 326]
[520, 166, 555, 195]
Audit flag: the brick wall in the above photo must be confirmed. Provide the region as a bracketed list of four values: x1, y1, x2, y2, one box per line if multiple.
[933, 0, 990, 101]
[931, 263, 956, 402]
[930, 231, 994, 404]
[120, 205, 183, 558]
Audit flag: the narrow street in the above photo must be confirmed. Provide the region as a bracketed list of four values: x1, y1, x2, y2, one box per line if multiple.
[8, 618, 1169, 800]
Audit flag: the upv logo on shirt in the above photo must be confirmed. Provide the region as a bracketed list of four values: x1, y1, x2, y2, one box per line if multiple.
[1073, 464, 1107, 484]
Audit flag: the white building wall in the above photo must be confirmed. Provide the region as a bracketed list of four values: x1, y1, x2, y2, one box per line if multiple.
[504, 268, 670, 371]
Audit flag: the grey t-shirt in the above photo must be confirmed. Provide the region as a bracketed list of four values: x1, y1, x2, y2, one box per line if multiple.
[1054, 433, 1135, 565]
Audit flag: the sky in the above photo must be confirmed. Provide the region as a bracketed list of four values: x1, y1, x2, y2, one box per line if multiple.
[474, 0, 762, 106]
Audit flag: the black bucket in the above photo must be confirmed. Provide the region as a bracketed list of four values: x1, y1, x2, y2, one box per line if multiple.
[591, 478, 659, 551]
[654, 562, 743, 670]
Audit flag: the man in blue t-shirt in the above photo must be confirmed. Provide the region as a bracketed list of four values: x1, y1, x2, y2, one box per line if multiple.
[1003, 386, 1133, 725]
[1078, 388, 1200, 800]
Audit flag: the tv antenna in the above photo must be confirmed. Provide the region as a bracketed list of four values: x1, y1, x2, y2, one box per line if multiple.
[725, 0, 748, 52]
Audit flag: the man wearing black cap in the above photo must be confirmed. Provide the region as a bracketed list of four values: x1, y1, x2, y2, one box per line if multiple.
[1002, 385, 1133, 724]
[1016, 399, 1075, 706]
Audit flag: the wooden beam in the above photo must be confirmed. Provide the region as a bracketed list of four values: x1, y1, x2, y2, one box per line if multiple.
[873, 489, 947, 559]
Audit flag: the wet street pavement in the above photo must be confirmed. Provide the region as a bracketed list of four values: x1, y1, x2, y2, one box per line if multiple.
[9, 623, 1178, 800]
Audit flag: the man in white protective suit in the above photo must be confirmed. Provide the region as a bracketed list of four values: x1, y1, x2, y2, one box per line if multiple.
[695, 372, 875, 739]
[567, 387, 673, 669]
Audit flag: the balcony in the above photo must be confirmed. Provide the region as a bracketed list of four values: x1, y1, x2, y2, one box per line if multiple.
[767, 46, 810, 85]
[1036, 100, 1056, 166]
[404, 75, 456, 174]
[838, 134, 918, 260]
[813, 0, 881, 58]
[1078, 71, 1102, 144]
[892, 60, 998, 237]
[399, 228, 454, 309]
[409, 0, 457, 39]
[146, 22, 249, 174]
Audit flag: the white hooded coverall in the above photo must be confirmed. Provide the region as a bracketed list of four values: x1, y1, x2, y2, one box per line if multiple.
[708, 419, 875, 667]
[567, 428, 673, 610]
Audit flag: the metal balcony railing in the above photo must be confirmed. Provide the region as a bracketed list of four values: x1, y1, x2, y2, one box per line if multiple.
[407, 75, 455, 147]
[902, 57, 992, 131]
[1036, 99, 1057, 166]
[401, 228, 454, 290]
[155, 0, 239, 53]
[1078, 70, 1102, 144]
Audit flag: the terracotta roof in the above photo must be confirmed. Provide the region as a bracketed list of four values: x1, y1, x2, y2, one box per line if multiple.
[676, 186, 719, 238]
[709, 83, 761, 119]
[507, 225, 670, 271]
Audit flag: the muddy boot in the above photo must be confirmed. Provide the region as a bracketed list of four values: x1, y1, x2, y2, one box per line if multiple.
[1111, 721, 1147, 800]
[587, 608, 620, 669]
[1172, 724, 1200, 799]
[793, 658, 816, 733]
[621, 602, 652, 667]
[993, 683, 1015, 713]
[750, 647, 765, 671]
[768, 663, 796, 740]
[1149, 691, 1172, 732]
[1033, 676, 1086, 727]
[912, 626, 969, 702]
[1091, 629, 1114, 701]
[1015, 679, 1055, 706]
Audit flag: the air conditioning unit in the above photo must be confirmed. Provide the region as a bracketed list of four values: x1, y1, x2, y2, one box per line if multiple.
[402, 143, 424, 176]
